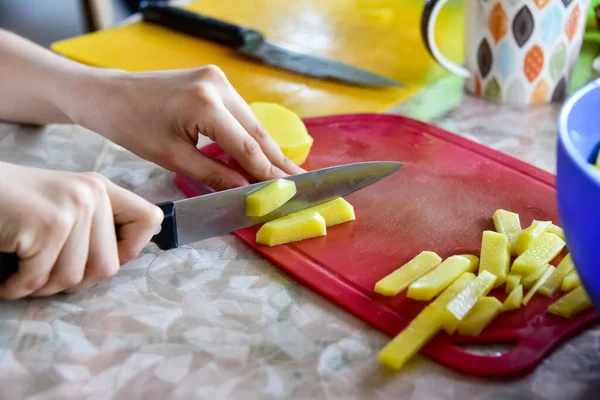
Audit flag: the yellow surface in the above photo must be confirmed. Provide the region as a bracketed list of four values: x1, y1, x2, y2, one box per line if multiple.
[256, 211, 326, 246]
[546, 224, 565, 241]
[522, 265, 555, 305]
[249, 102, 313, 165]
[245, 179, 296, 216]
[445, 270, 497, 324]
[512, 233, 565, 276]
[374, 251, 442, 297]
[539, 254, 575, 297]
[548, 286, 592, 318]
[378, 305, 443, 370]
[457, 297, 502, 336]
[459, 254, 479, 272]
[478, 231, 511, 288]
[521, 264, 551, 289]
[561, 270, 581, 292]
[493, 209, 522, 255]
[505, 273, 522, 294]
[50, 0, 464, 118]
[501, 284, 523, 312]
[514, 220, 552, 255]
[286, 197, 355, 226]
[428, 272, 477, 334]
[407, 255, 473, 301]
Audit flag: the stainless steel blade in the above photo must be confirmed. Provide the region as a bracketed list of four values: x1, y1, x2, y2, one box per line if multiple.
[239, 40, 404, 88]
[174, 161, 403, 246]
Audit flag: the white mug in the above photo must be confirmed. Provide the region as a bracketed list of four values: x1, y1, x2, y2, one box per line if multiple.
[422, 0, 590, 104]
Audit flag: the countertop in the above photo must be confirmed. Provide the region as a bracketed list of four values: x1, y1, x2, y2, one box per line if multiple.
[1, 75, 599, 400]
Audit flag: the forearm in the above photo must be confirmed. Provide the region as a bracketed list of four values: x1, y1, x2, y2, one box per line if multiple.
[0, 29, 94, 125]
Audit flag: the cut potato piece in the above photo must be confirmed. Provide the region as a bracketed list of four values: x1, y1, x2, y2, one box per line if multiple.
[378, 305, 443, 370]
[521, 264, 551, 289]
[445, 270, 497, 328]
[512, 233, 565, 276]
[545, 224, 565, 241]
[478, 231, 511, 288]
[285, 197, 355, 227]
[500, 285, 523, 312]
[428, 272, 477, 334]
[249, 102, 313, 165]
[514, 220, 552, 255]
[506, 273, 522, 294]
[245, 179, 296, 217]
[407, 256, 472, 301]
[256, 212, 325, 246]
[374, 251, 442, 297]
[522, 265, 555, 305]
[493, 209, 521, 255]
[548, 286, 592, 318]
[459, 254, 479, 272]
[539, 254, 575, 297]
[561, 270, 581, 292]
[457, 297, 502, 336]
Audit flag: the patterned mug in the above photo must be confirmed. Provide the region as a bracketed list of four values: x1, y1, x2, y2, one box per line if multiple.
[422, 0, 590, 104]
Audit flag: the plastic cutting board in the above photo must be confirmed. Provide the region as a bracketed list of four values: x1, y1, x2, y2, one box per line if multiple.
[174, 113, 600, 377]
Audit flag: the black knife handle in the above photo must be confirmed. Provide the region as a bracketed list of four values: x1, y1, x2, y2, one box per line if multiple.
[0, 201, 180, 283]
[139, 1, 264, 48]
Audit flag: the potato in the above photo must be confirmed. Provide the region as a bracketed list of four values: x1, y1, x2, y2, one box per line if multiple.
[245, 179, 296, 217]
[407, 256, 474, 301]
[374, 251, 442, 297]
[500, 285, 523, 312]
[512, 232, 565, 276]
[539, 254, 575, 297]
[458, 297, 502, 336]
[256, 212, 325, 246]
[548, 286, 591, 318]
[284, 197, 355, 227]
[493, 209, 521, 255]
[478, 231, 511, 288]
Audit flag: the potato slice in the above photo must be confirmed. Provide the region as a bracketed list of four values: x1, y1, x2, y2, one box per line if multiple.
[512, 233, 565, 276]
[457, 297, 502, 336]
[249, 102, 314, 165]
[539, 254, 575, 297]
[521, 264, 551, 289]
[407, 256, 472, 301]
[256, 212, 326, 246]
[545, 224, 565, 241]
[505, 273, 522, 294]
[284, 197, 355, 227]
[548, 286, 592, 318]
[478, 231, 511, 288]
[514, 220, 552, 255]
[374, 251, 442, 296]
[500, 284, 523, 312]
[522, 265, 555, 305]
[493, 209, 521, 255]
[445, 270, 497, 327]
[459, 254, 479, 272]
[245, 179, 296, 217]
[561, 270, 581, 292]
[378, 305, 443, 370]
[428, 272, 477, 334]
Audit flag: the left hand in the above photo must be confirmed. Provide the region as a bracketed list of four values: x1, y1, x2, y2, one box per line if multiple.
[70, 65, 304, 190]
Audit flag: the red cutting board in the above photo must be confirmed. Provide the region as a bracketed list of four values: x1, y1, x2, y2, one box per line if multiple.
[174, 113, 599, 377]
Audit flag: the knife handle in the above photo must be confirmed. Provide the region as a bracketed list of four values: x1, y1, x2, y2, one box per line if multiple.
[139, 1, 264, 48]
[0, 201, 180, 283]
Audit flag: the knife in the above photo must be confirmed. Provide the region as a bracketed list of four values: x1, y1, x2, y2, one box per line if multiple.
[0, 161, 403, 280]
[138, 2, 403, 88]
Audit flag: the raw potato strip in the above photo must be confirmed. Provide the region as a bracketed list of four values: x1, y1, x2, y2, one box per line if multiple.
[512, 233, 565, 276]
[445, 270, 497, 328]
[493, 209, 521, 255]
[245, 179, 296, 217]
[548, 286, 592, 318]
[285, 198, 355, 227]
[378, 306, 443, 370]
[256, 212, 326, 246]
[500, 285, 523, 312]
[539, 254, 575, 297]
[522, 265, 555, 305]
[457, 297, 503, 336]
[514, 221, 552, 255]
[561, 270, 581, 292]
[460, 254, 480, 272]
[407, 256, 473, 301]
[429, 272, 477, 334]
[374, 251, 442, 296]
[521, 264, 551, 289]
[478, 231, 510, 288]
[545, 224, 565, 241]
[505, 273, 522, 294]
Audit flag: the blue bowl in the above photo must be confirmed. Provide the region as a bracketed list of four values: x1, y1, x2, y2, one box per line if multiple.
[557, 78, 600, 311]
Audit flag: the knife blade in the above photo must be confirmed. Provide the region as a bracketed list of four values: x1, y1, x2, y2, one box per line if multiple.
[138, 2, 403, 88]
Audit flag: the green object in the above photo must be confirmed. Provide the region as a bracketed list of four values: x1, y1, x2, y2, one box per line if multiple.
[587, 1, 599, 29]
[485, 78, 502, 103]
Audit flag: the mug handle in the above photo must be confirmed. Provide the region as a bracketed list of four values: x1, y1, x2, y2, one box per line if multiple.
[421, 0, 471, 79]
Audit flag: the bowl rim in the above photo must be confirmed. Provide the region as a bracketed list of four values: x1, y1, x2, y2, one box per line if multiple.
[558, 78, 600, 185]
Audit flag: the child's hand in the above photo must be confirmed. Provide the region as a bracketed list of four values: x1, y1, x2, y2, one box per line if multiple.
[73, 66, 304, 190]
[0, 163, 163, 299]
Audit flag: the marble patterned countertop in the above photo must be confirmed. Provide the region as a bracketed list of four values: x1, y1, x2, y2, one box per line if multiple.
[0, 75, 599, 400]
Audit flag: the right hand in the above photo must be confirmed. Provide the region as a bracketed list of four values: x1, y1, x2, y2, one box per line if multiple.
[0, 162, 163, 300]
